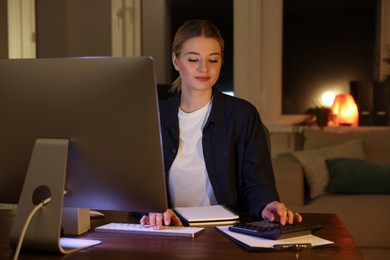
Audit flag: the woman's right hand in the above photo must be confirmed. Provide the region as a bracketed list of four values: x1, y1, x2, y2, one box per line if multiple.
[140, 209, 182, 229]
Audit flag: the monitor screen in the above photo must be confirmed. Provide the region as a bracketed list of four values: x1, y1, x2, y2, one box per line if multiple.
[0, 56, 168, 213]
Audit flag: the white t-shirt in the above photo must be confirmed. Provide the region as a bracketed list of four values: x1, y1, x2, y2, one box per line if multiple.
[168, 99, 217, 207]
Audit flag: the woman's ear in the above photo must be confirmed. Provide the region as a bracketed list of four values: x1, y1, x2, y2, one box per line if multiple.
[172, 53, 179, 71]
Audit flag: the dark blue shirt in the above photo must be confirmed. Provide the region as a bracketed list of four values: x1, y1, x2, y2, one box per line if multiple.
[159, 87, 280, 219]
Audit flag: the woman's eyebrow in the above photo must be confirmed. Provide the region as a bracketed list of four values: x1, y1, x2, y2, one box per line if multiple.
[184, 51, 200, 56]
[184, 51, 221, 56]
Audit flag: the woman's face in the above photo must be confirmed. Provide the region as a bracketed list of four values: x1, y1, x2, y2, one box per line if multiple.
[172, 36, 222, 93]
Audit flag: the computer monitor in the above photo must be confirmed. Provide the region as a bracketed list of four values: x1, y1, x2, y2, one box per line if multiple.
[0, 57, 168, 253]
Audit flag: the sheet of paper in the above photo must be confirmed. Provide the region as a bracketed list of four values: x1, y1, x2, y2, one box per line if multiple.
[216, 226, 334, 249]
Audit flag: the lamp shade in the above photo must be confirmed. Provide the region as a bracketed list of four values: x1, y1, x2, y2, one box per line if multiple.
[331, 94, 359, 126]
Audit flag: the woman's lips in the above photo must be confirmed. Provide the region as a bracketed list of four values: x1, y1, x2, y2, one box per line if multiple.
[195, 76, 210, 82]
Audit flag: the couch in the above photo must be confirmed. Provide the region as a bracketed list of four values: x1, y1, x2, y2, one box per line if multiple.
[272, 128, 390, 260]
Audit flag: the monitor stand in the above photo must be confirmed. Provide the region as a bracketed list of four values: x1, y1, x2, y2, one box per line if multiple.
[9, 138, 101, 254]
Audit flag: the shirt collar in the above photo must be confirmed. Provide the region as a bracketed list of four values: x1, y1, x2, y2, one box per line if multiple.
[162, 87, 226, 128]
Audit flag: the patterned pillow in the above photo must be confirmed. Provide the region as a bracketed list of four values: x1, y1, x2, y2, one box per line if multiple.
[292, 139, 367, 199]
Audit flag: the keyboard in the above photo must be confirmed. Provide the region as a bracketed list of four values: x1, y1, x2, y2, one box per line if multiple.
[228, 221, 323, 240]
[95, 223, 205, 238]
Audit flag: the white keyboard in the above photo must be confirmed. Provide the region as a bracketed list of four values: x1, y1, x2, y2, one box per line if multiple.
[95, 223, 205, 238]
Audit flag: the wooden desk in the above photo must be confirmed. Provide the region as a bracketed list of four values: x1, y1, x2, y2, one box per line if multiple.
[0, 210, 364, 259]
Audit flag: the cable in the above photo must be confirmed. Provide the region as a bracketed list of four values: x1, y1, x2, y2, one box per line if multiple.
[12, 197, 51, 260]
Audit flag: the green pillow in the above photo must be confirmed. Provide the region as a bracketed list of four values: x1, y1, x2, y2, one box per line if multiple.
[325, 158, 390, 194]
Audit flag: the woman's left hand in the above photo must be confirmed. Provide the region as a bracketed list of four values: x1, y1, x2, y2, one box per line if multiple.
[140, 209, 182, 230]
[261, 201, 302, 225]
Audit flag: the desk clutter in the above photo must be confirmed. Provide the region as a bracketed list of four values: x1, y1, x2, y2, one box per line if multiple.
[95, 220, 333, 251]
[95, 207, 331, 252]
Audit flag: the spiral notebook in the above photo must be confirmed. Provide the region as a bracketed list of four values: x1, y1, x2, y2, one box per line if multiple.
[174, 205, 240, 226]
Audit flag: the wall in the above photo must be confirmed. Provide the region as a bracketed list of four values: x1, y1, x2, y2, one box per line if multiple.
[37, 0, 172, 82]
[36, 0, 111, 58]
[141, 0, 171, 84]
[0, 0, 7, 58]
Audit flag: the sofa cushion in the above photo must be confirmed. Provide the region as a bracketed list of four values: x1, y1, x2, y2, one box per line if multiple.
[326, 158, 390, 194]
[290, 194, 390, 248]
[303, 128, 390, 163]
[272, 154, 306, 206]
[292, 139, 367, 199]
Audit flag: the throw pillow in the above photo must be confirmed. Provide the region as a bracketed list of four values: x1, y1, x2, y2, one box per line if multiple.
[326, 158, 390, 194]
[292, 138, 367, 199]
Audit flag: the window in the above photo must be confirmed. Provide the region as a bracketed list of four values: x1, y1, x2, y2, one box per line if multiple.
[282, 0, 379, 114]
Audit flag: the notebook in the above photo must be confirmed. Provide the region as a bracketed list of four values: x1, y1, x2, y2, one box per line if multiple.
[174, 205, 239, 226]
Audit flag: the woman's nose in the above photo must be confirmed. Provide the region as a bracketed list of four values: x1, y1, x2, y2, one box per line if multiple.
[197, 61, 208, 72]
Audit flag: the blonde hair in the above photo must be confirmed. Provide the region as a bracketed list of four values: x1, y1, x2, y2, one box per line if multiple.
[170, 19, 224, 93]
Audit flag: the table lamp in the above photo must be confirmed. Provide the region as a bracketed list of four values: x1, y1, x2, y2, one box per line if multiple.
[331, 94, 359, 126]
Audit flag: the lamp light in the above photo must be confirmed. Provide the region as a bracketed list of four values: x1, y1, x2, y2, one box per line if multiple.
[331, 94, 359, 126]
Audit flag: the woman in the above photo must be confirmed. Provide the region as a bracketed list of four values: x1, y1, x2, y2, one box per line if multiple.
[141, 19, 302, 229]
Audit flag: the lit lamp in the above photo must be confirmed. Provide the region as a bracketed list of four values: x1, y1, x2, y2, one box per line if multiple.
[331, 94, 359, 126]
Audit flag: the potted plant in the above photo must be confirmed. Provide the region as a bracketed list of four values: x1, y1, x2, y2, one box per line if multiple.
[292, 106, 331, 150]
[298, 106, 331, 128]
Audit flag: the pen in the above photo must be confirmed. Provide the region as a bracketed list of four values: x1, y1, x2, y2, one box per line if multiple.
[273, 243, 312, 250]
